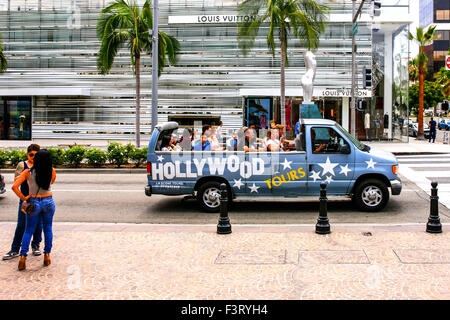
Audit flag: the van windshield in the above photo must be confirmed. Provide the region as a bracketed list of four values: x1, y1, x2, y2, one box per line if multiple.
[335, 123, 365, 151]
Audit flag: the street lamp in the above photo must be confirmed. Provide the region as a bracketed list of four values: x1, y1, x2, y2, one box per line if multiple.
[151, 0, 159, 133]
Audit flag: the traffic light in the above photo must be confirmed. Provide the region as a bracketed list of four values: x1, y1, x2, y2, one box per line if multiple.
[442, 100, 449, 111]
[370, 1, 381, 18]
[363, 67, 372, 89]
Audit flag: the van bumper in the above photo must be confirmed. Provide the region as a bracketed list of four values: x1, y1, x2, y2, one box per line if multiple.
[390, 178, 402, 195]
[145, 185, 152, 197]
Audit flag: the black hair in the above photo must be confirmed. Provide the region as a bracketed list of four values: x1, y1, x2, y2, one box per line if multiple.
[202, 125, 211, 135]
[27, 144, 40, 153]
[33, 149, 52, 190]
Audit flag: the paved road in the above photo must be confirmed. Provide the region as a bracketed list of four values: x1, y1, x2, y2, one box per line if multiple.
[398, 153, 450, 209]
[0, 172, 449, 224]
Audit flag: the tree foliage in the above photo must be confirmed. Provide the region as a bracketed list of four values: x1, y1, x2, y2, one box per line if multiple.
[96, 0, 180, 76]
[409, 80, 444, 115]
[0, 32, 7, 73]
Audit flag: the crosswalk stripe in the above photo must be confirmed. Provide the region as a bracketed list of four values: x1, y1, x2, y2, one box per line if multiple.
[400, 163, 450, 168]
[396, 154, 450, 159]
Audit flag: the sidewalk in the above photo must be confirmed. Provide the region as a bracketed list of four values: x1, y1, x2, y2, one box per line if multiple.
[366, 138, 450, 155]
[0, 222, 448, 300]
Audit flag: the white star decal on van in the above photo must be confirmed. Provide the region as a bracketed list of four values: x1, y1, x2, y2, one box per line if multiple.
[233, 178, 244, 190]
[157, 155, 164, 162]
[309, 170, 321, 182]
[281, 158, 292, 170]
[325, 175, 334, 184]
[339, 164, 352, 177]
[249, 183, 260, 193]
[366, 158, 377, 169]
[318, 157, 339, 176]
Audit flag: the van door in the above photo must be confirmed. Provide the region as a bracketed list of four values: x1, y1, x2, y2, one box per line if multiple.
[306, 126, 355, 195]
[269, 150, 307, 197]
[244, 151, 273, 196]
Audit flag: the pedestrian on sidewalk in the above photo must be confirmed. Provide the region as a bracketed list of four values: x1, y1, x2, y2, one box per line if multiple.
[11, 150, 56, 271]
[429, 117, 437, 143]
[2, 144, 43, 261]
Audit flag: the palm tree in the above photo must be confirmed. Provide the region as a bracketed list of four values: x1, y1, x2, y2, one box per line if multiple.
[434, 50, 450, 101]
[0, 33, 7, 73]
[97, 0, 180, 147]
[408, 25, 439, 140]
[237, 0, 329, 132]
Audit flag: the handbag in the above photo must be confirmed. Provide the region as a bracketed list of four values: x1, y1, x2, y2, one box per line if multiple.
[21, 187, 40, 215]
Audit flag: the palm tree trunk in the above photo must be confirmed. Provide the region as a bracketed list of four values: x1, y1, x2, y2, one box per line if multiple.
[280, 35, 286, 135]
[417, 64, 424, 140]
[135, 53, 141, 148]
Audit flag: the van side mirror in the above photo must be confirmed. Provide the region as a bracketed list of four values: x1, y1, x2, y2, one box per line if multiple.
[340, 144, 351, 154]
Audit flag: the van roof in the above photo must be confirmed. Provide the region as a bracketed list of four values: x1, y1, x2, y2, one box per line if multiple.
[301, 118, 337, 126]
[156, 122, 178, 131]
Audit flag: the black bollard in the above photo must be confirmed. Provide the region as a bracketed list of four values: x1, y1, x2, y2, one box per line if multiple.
[217, 183, 232, 234]
[315, 182, 331, 234]
[426, 181, 442, 234]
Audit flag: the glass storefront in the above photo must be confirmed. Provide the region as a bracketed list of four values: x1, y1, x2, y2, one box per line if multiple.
[0, 97, 32, 140]
[0, 0, 410, 142]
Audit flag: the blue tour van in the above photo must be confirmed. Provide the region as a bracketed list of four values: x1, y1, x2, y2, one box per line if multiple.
[145, 119, 402, 213]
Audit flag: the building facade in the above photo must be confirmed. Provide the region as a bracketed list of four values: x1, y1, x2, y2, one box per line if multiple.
[0, 0, 411, 142]
[420, 0, 450, 76]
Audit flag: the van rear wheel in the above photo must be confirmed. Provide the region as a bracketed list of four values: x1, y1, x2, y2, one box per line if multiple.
[353, 179, 389, 212]
[197, 181, 230, 213]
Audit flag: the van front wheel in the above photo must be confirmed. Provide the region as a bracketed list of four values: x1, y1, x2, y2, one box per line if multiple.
[197, 181, 230, 213]
[353, 179, 389, 212]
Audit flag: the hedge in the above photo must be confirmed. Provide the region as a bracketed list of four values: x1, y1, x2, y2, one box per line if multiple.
[0, 143, 148, 169]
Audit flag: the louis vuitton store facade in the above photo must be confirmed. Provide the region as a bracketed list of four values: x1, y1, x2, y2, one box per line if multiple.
[0, 0, 411, 142]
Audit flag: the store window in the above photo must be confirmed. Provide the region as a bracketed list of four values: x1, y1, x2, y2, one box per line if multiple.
[167, 115, 221, 127]
[244, 97, 272, 131]
[1, 97, 32, 140]
[436, 10, 450, 21]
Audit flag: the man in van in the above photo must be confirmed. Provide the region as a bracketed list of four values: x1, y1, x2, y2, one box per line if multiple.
[244, 127, 265, 152]
[193, 134, 212, 151]
[266, 129, 288, 152]
[311, 128, 327, 153]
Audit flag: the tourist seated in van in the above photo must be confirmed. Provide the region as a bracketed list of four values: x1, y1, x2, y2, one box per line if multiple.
[208, 126, 223, 151]
[179, 128, 196, 150]
[193, 134, 212, 151]
[265, 129, 287, 152]
[311, 128, 327, 153]
[244, 127, 265, 152]
[160, 136, 173, 151]
[169, 134, 182, 151]
[226, 128, 246, 151]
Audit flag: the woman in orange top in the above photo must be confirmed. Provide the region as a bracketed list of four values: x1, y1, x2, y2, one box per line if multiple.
[12, 149, 56, 271]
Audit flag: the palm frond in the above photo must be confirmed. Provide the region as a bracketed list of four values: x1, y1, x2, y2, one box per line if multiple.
[0, 35, 7, 73]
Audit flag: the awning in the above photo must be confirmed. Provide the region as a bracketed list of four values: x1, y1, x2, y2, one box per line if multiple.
[0, 88, 91, 96]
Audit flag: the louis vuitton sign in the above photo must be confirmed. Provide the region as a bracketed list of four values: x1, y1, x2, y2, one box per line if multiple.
[168, 15, 257, 24]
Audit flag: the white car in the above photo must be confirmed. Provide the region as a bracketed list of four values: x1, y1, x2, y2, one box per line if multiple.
[0, 173, 5, 195]
[408, 122, 430, 138]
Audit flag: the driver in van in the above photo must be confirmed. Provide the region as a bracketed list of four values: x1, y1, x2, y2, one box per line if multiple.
[311, 128, 327, 153]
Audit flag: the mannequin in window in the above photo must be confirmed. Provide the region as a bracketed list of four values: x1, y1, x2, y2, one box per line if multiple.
[364, 112, 371, 141]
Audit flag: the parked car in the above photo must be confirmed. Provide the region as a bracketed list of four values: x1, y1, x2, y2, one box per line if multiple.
[438, 119, 450, 130]
[145, 119, 402, 212]
[408, 122, 430, 138]
[0, 173, 5, 195]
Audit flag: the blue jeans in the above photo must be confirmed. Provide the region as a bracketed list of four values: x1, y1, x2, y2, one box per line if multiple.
[429, 130, 436, 142]
[20, 196, 55, 257]
[10, 200, 42, 253]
